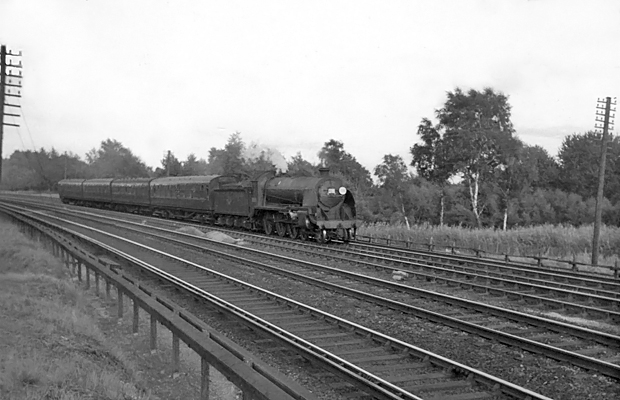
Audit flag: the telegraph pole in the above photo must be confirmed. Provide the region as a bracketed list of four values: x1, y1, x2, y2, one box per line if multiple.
[0, 44, 23, 184]
[592, 97, 616, 265]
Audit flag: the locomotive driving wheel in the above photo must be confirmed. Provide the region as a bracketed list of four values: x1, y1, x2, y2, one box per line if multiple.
[275, 222, 287, 237]
[288, 225, 299, 239]
[263, 214, 274, 235]
[298, 229, 308, 241]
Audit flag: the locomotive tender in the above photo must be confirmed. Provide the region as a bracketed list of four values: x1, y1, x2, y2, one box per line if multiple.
[58, 169, 359, 243]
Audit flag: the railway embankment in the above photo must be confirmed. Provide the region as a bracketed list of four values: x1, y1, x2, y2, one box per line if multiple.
[0, 218, 238, 399]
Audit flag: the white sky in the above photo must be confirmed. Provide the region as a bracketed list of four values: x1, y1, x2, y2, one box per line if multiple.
[1, 0, 619, 173]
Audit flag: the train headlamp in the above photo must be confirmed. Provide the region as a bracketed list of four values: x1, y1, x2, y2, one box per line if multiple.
[338, 187, 347, 195]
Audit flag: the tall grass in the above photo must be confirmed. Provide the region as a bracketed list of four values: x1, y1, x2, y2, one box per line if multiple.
[0, 220, 151, 400]
[358, 222, 620, 268]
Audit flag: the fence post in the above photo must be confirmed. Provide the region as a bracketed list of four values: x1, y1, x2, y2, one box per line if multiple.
[117, 289, 124, 319]
[201, 358, 210, 400]
[150, 315, 157, 351]
[172, 333, 180, 372]
[95, 272, 100, 295]
[133, 300, 140, 334]
[572, 254, 578, 272]
[85, 267, 91, 289]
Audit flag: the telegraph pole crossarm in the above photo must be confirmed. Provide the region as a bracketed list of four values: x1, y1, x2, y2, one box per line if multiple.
[0, 44, 23, 184]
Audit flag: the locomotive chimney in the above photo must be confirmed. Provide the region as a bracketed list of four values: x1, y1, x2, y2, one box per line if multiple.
[319, 167, 330, 177]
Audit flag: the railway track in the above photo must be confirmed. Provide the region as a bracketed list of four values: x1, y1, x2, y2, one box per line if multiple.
[343, 241, 620, 290]
[37, 203, 620, 378]
[252, 239, 620, 319]
[6, 202, 617, 398]
[6, 197, 620, 322]
[1, 201, 557, 400]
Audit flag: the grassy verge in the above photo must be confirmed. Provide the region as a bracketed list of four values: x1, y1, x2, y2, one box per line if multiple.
[0, 219, 150, 400]
[358, 223, 620, 270]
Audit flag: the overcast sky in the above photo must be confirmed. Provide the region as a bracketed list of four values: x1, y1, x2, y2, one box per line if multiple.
[1, 0, 619, 173]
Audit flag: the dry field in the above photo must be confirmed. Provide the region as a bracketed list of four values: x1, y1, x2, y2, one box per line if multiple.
[359, 223, 620, 272]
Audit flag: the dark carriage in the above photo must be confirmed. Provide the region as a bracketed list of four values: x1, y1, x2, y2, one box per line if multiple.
[149, 175, 231, 220]
[58, 179, 85, 204]
[110, 178, 154, 213]
[82, 178, 115, 205]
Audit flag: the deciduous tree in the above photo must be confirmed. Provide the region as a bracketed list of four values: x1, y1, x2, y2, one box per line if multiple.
[318, 139, 372, 193]
[374, 154, 412, 228]
[410, 118, 453, 225]
[415, 87, 519, 227]
[557, 131, 620, 202]
[286, 152, 315, 176]
[182, 153, 208, 176]
[155, 150, 182, 177]
[86, 139, 150, 178]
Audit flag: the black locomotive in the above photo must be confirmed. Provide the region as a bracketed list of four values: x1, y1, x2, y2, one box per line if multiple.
[58, 169, 359, 243]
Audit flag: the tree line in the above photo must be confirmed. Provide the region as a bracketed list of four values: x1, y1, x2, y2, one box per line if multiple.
[2, 87, 618, 229]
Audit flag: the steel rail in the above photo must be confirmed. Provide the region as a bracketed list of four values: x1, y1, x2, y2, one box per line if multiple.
[241, 236, 620, 300]
[10, 201, 620, 380]
[52, 208, 620, 379]
[3, 194, 617, 286]
[1, 203, 553, 400]
[7, 198, 619, 318]
[258, 240, 620, 319]
[9, 195, 615, 292]
[11, 200, 620, 345]
[347, 240, 620, 284]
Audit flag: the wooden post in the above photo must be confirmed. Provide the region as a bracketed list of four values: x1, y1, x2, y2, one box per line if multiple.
[95, 272, 100, 295]
[85, 267, 90, 289]
[201, 358, 210, 399]
[117, 289, 123, 319]
[133, 300, 140, 334]
[172, 334, 180, 372]
[150, 315, 157, 350]
[105, 279, 111, 299]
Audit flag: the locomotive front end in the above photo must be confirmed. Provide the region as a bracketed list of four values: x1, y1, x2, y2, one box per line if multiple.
[313, 176, 358, 242]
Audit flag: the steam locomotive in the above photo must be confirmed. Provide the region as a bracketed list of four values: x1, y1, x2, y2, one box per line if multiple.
[58, 169, 359, 243]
